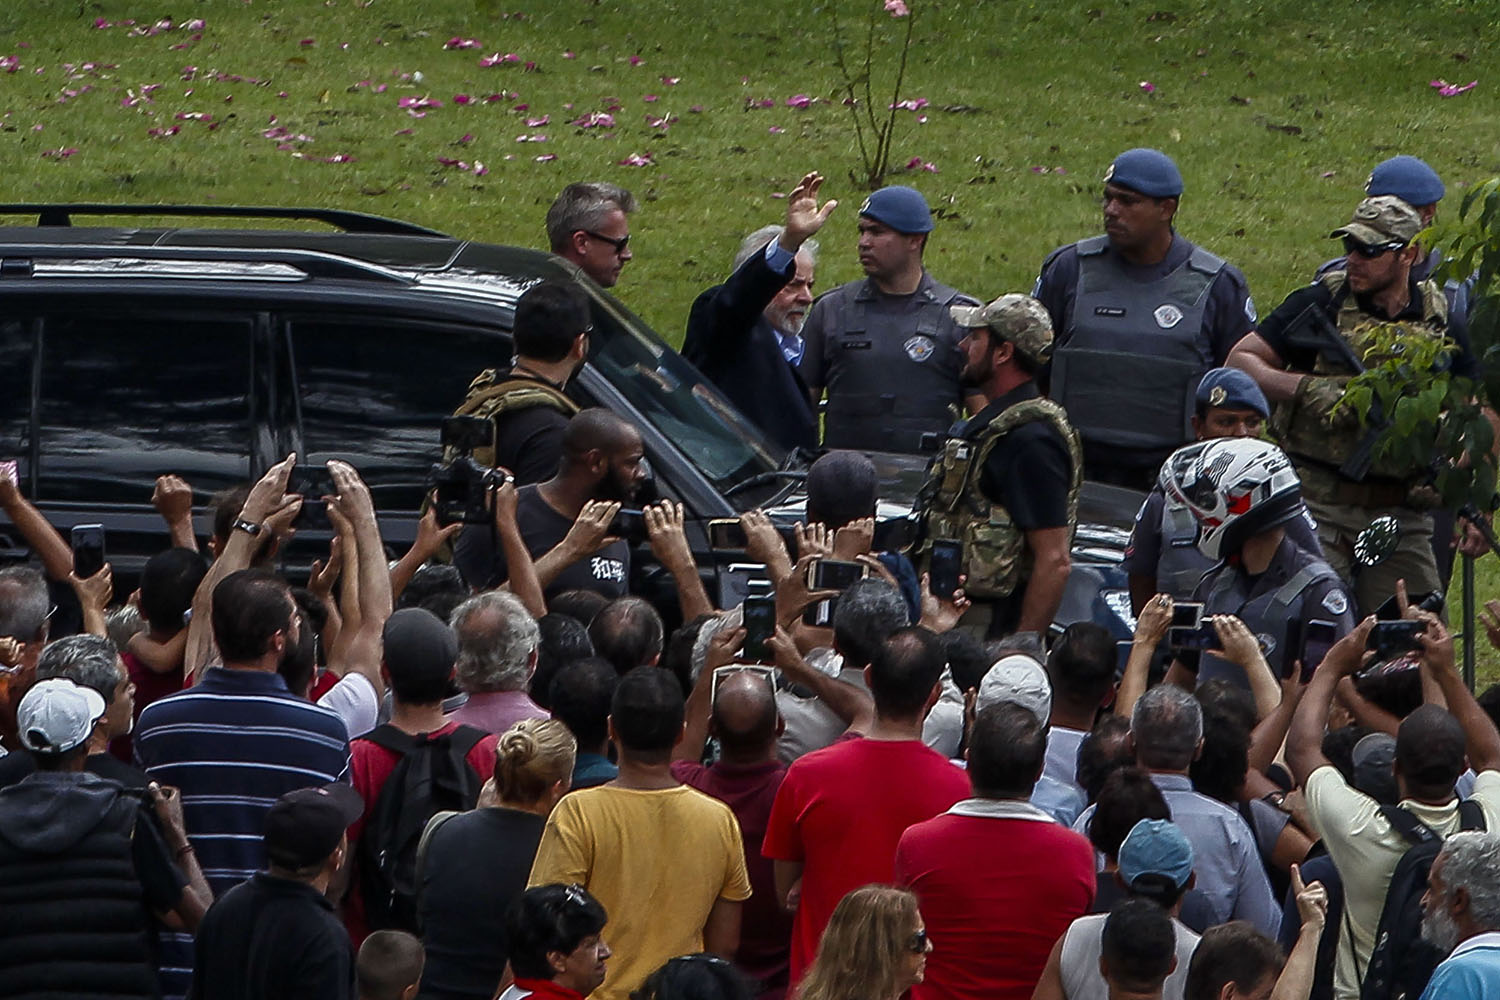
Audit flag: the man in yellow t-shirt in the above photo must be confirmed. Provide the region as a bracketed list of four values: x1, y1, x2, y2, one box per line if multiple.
[530, 667, 752, 1000]
[1287, 614, 1500, 1000]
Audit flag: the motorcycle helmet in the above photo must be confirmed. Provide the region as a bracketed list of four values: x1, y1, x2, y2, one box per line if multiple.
[1160, 438, 1303, 561]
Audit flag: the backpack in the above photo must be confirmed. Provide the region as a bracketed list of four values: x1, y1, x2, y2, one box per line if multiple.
[1358, 800, 1486, 1000]
[356, 724, 488, 933]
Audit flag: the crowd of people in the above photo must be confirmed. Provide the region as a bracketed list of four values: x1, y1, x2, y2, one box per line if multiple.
[1, 147, 1499, 1000]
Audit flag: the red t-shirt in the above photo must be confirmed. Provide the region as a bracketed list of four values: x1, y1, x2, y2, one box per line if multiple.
[345, 722, 499, 945]
[894, 808, 1097, 1000]
[113, 650, 184, 763]
[762, 738, 970, 986]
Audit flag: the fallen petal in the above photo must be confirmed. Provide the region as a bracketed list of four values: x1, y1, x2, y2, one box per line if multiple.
[1140, 80, 1156, 93]
[885, 0, 910, 15]
[535, 153, 558, 162]
[526, 115, 550, 126]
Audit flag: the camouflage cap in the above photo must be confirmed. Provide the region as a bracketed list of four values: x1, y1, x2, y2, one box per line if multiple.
[950, 293, 1055, 364]
[1330, 195, 1422, 246]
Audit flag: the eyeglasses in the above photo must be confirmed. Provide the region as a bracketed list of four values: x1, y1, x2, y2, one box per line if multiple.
[908, 930, 929, 954]
[584, 230, 631, 254]
[1343, 235, 1407, 259]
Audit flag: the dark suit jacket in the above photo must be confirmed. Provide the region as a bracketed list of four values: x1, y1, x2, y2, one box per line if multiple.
[682, 248, 817, 452]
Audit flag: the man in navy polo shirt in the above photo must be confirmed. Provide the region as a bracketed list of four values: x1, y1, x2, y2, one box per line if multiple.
[136, 568, 352, 999]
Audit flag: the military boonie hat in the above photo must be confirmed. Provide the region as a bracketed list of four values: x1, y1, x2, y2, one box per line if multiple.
[950, 293, 1055, 365]
[1103, 148, 1183, 199]
[858, 185, 934, 234]
[1331, 195, 1422, 246]
[1366, 155, 1445, 207]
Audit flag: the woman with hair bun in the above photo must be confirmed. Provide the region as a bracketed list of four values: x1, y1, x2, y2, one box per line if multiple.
[797, 886, 932, 1000]
[417, 718, 578, 1000]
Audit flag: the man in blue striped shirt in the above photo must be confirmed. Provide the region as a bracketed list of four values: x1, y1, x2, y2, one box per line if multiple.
[136, 567, 353, 999]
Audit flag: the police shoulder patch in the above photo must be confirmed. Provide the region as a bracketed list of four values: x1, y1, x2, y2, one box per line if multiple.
[1245, 295, 1258, 323]
[1322, 590, 1349, 616]
[904, 335, 935, 362]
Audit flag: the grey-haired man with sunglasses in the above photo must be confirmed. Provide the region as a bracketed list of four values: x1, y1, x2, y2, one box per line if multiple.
[1229, 195, 1478, 614]
[546, 182, 636, 289]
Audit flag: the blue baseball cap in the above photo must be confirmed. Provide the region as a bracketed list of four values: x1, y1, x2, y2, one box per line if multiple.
[1104, 148, 1183, 199]
[1119, 818, 1195, 889]
[859, 185, 934, 234]
[1196, 367, 1269, 419]
[1366, 156, 1445, 207]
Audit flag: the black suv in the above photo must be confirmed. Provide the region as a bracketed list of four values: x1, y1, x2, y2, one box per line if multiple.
[0, 205, 1138, 639]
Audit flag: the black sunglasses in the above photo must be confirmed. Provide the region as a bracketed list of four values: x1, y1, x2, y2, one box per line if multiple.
[584, 230, 631, 254]
[1342, 235, 1407, 259]
[908, 929, 929, 954]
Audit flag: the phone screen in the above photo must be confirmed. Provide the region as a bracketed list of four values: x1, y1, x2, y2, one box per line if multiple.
[742, 596, 776, 662]
[1168, 623, 1217, 651]
[928, 539, 962, 597]
[1367, 620, 1424, 658]
[812, 559, 864, 591]
[71, 524, 106, 579]
[1171, 602, 1204, 629]
[708, 519, 748, 550]
[288, 465, 334, 530]
[610, 509, 647, 544]
[1300, 619, 1338, 682]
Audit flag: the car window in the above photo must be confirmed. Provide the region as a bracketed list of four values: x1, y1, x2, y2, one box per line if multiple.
[585, 298, 779, 491]
[288, 314, 510, 510]
[0, 320, 32, 480]
[36, 310, 252, 504]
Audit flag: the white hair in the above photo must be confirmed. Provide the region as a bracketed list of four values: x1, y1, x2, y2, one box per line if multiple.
[732, 224, 818, 272]
[1438, 830, 1500, 931]
[450, 591, 540, 693]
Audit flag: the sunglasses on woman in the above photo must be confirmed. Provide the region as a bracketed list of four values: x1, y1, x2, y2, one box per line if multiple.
[908, 930, 929, 954]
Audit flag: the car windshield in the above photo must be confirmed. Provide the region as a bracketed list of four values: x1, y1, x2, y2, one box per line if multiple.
[583, 288, 784, 492]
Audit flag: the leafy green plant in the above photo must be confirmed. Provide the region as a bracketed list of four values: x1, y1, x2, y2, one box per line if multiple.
[826, 0, 917, 189]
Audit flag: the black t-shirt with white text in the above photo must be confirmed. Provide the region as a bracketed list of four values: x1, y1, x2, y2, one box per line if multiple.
[453, 484, 629, 601]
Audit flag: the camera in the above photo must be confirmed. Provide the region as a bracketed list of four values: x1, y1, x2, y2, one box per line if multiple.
[429, 416, 508, 526]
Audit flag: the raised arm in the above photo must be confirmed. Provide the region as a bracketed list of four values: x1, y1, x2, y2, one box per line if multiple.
[0, 472, 72, 581]
[390, 502, 461, 606]
[493, 478, 546, 620]
[1419, 611, 1500, 774]
[1287, 617, 1374, 787]
[647, 500, 715, 622]
[184, 455, 300, 679]
[532, 500, 619, 591]
[326, 460, 392, 700]
[151, 475, 199, 552]
[1118, 593, 1173, 720]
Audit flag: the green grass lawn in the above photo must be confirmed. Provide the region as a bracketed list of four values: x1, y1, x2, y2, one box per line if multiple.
[5, 0, 1500, 680]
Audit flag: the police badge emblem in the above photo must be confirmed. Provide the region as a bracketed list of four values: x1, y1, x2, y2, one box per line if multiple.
[1154, 304, 1184, 328]
[1209, 386, 1227, 407]
[1322, 591, 1349, 616]
[904, 335, 935, 362]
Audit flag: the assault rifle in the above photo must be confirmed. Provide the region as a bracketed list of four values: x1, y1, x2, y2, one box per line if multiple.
[1280, 300, 1383, 481]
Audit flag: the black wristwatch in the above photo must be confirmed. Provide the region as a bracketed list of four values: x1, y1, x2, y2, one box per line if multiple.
[232, 517, 263, 536]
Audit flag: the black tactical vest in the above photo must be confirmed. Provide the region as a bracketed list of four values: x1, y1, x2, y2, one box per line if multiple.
[0, 791, 159, 999]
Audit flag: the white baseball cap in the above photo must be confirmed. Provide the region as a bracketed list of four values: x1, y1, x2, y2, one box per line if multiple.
[17, 678, 106, 754]
[976, 654, 1053, 725]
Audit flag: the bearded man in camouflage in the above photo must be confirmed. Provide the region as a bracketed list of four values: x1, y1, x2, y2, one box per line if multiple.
[1229, 196, 1474, 614]
[914, 294, 1081, 639]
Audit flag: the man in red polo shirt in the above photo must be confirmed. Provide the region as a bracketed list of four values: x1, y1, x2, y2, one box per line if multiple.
[763, 625, 969, 987]
[346, 608, 498, 945]
[896, 701, 1096, 1000]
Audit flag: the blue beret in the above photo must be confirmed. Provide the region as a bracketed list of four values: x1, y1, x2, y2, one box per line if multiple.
[859, 185, 934, 234]
[1104, 148, 1183, 198]
[1366, 156, 1445, 207]
[1196, 367, 1268, 419]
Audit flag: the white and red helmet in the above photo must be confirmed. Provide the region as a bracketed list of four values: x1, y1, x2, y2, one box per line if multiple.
[1160, 439, 1304, 561]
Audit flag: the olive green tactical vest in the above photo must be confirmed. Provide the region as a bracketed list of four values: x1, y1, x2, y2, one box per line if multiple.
[449, 368, 580, 467]
[1269, 271, 1448, 483]
[918, 397, 1083, 599]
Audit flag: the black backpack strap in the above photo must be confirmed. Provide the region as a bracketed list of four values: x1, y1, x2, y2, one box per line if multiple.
[358, 723, 422, 756]
[1380, 805, 1440, 848]
[448, 725, 489, 761]
[1458, 798, 1487, 832]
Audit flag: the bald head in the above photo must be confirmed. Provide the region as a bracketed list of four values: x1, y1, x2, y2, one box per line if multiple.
[562, 408, 637, 461]
[711, 671, 779, 760]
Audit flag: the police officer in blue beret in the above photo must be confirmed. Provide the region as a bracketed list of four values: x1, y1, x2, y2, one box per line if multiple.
[798, 185, 983, 453]
[1122, 367, 1323, 614]
[1033, 149, 1258, 491]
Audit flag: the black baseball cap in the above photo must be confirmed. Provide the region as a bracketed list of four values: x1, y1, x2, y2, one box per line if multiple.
[263, 782, 364, 870]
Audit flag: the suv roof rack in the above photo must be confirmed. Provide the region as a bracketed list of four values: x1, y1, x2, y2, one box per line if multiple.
[0, 243, 416, 284]
[0, 204, 447, 237]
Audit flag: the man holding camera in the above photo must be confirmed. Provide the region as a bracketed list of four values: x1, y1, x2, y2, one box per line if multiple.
[451, 281, 588, 486]
[1159, 437, 1352, 691]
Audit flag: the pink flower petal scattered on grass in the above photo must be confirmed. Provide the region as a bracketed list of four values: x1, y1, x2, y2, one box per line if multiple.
[618, 152, 654, 166]
[628, 55, 644, 66]
[885, 0, 910, 16]
[525, 115, 549, 126]
[148, 125, 180, 138]
[1139, 80, 1156, 93]
[1430, 78, 1477, 97]
[0, 56, 20, 73]
[905, 156, 938, 173]
[787, 94, 812, 108]
[570, 111, 615, 128]
[563, 51, 577, 60]
[768, 126, 785, 134]
[689, 104, 704, 113]
[889, 97, 928, 111]
[515, 133, 549, 142]
[661, 76, 680, 85]
[535, 153, 557, 162]
[480, 52, 521, 67]
[41, 147, 79, 159]
[642, 94, 659, 103]
[453, 93, 472, 104]
[445, 37, 482, 50]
